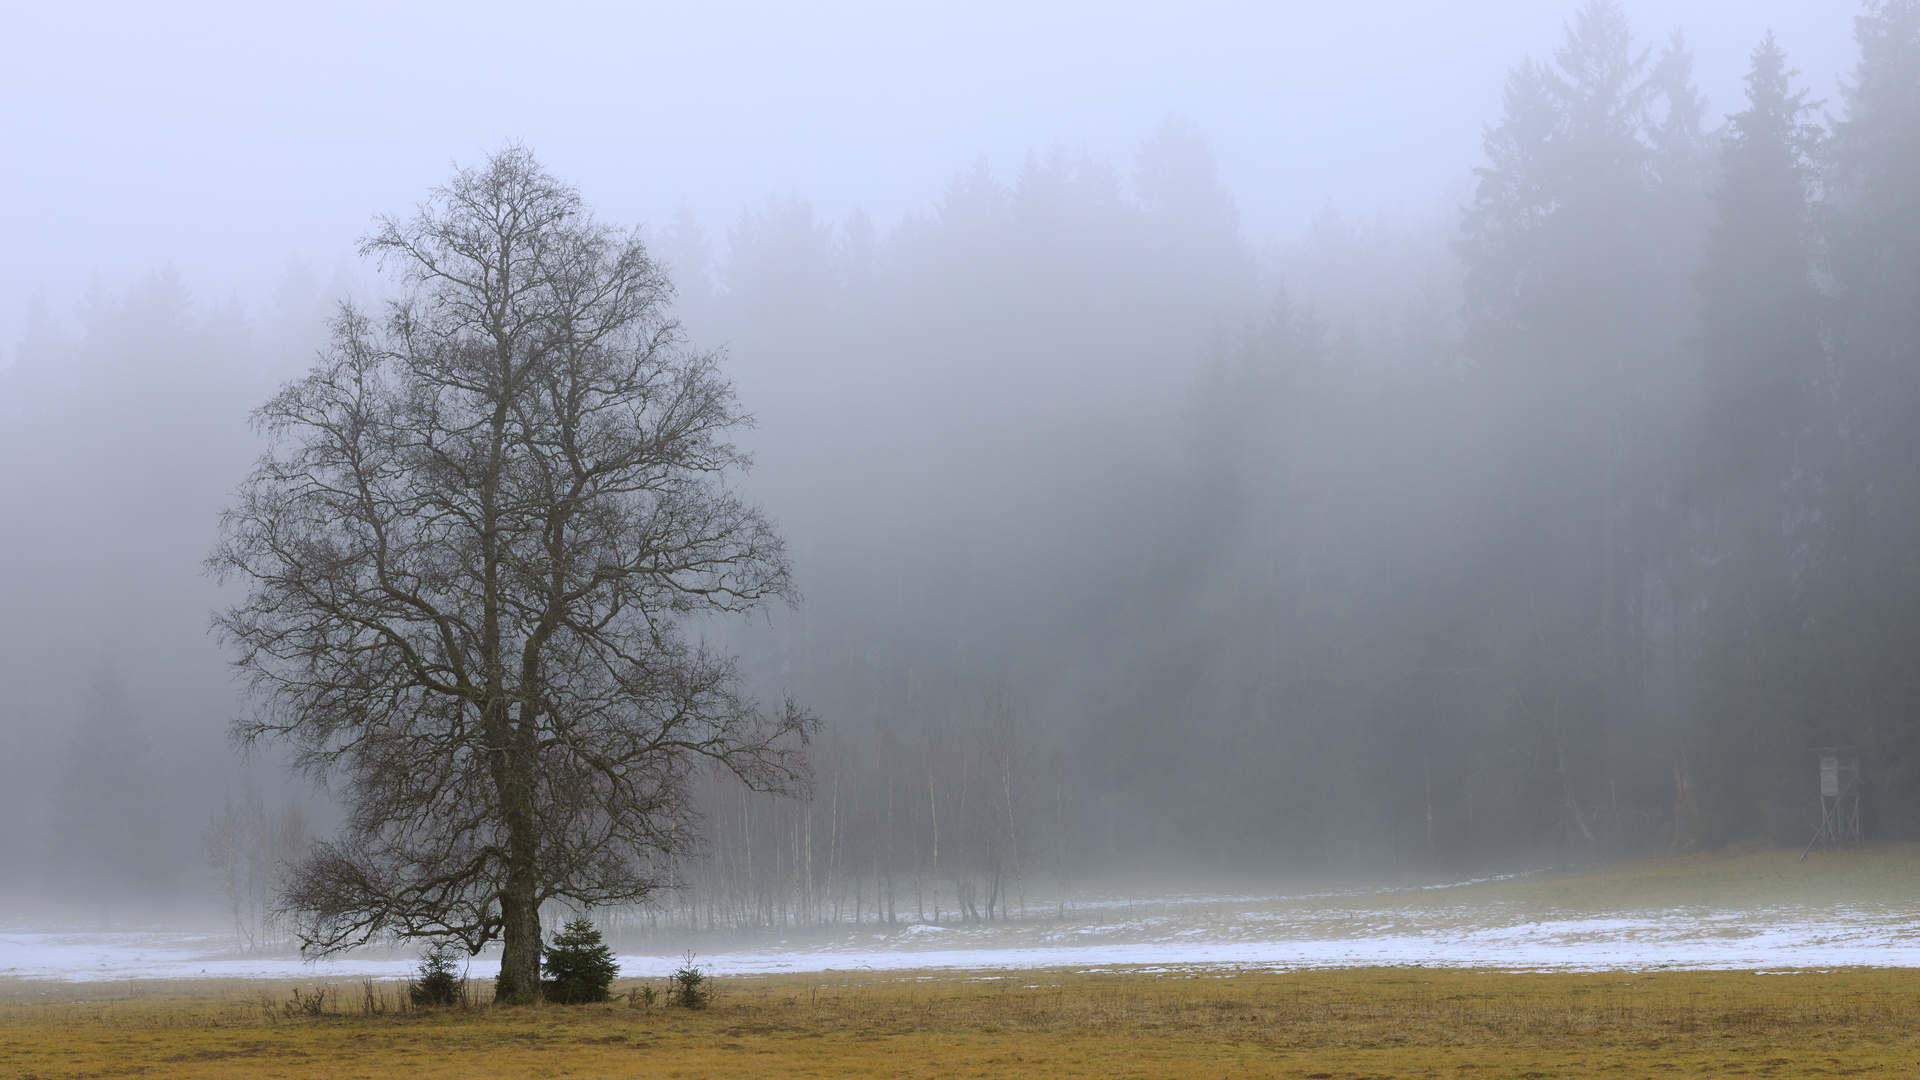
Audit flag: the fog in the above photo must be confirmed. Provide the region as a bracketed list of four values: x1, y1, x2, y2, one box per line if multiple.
[0, 0, 1905, 959]
[1, 1, 1851, 347]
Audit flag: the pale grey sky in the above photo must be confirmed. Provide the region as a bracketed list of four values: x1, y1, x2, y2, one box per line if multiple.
[1, 0, 1855, 353]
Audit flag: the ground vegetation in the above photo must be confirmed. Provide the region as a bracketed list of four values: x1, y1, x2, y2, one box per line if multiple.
[2, 967, 1916, 1078]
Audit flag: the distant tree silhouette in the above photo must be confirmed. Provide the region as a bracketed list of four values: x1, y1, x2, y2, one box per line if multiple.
[1690, 34, 1826, 844]
[212, 145, 812, 1001]
[44, 650, 165, 926]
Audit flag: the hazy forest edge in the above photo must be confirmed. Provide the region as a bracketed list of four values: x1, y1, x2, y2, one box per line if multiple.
[1, 0, 1918, 945]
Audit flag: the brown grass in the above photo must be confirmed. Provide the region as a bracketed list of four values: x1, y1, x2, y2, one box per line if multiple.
[3, 966, 1917, 1077]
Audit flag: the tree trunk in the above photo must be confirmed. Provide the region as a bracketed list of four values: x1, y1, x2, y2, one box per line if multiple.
[497, 859, 542, 1001]
[491, 700, 544, 1001]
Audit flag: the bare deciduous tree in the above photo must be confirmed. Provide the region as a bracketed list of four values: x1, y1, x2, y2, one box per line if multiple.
[203, 782, 310, 952]
[210, 145, 811, 1000]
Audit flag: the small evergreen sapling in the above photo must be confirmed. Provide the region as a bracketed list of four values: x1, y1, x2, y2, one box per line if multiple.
[409, 942, 464, 1007]
[542, 918, 618, 1004]
[670, 953, 710, 1008]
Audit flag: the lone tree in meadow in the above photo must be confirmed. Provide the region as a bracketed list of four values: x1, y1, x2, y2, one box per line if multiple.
[211, 145, 811, 1001]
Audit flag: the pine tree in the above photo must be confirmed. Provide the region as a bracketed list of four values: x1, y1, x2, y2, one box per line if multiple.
[1814, 0, 1920, 830]
[1454, 0, 1709, 847]
[42, 650, 164, 925]
[541, 919, 618, 1004]
[1691, 34, 1826, 843]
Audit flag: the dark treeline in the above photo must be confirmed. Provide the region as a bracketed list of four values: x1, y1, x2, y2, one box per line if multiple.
[3, 1, 1917, 933]
[650, 0, 1920, 929]
[0, 269, 329, 922]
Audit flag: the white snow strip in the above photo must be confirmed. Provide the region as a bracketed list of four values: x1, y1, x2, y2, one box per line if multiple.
[5, 906, 1918, 982]
[609, 914, 1920, 977]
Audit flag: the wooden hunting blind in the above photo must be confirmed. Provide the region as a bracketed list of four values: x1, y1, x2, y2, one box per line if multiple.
[1801, 747, 1863, 859]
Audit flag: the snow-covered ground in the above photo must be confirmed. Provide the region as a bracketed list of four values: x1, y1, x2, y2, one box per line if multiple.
[6, 876, 1917, 982]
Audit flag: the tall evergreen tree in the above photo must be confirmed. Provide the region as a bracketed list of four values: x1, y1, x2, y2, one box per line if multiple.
[43, 650, 165, 924]
[1455, 0, 1708, 847]
[1816, 0, 1920, 831]
[1691, 35, 1825, 843]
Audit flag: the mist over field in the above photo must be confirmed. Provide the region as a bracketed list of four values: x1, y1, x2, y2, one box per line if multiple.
[3, 0, 1916, 980]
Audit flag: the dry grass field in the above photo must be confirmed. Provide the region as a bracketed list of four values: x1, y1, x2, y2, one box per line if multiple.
[3, 965, 1918, 1078]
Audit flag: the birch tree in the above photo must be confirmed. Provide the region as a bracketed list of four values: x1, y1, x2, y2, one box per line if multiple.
[211, 145, 811, 1000]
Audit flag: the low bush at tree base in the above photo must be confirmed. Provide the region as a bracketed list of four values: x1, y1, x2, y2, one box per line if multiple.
[542, 919, 618, 1004]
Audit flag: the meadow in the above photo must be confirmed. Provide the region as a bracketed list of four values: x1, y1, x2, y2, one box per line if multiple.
[3, 964, 1917, 1078]
[6, 844, 1919, 1077]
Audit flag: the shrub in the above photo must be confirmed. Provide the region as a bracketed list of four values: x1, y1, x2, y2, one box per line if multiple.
[281, 985, 329, 1018]
[542, 918, 619, 1004]
[409, 942, 465, 1007]
[669, 953, 709, 1009]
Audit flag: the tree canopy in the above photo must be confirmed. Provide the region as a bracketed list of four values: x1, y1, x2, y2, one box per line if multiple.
[210, 146, 811, 998]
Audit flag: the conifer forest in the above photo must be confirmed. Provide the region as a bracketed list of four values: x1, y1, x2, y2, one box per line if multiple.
[2, 2, 1918, 940]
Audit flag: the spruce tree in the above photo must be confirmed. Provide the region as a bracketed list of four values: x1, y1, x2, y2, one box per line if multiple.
[541, 919, 618, 1004]
[43, 651, 164, 925]
[1454, 0, 1709, 847]
[1692, 34, 1825, 843]
[1815, 0, 1920, 829]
